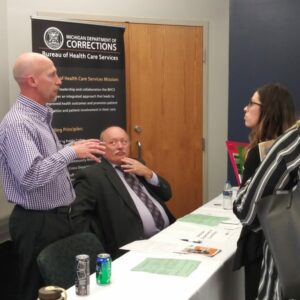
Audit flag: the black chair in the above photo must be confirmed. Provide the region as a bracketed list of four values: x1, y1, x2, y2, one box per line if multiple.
[37, 232, 104, 289]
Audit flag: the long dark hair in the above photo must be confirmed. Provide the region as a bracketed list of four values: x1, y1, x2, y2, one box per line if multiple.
[249, 83, 296, 148]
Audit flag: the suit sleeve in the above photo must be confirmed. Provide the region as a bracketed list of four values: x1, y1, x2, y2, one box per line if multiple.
[143, 175, 172, 202]
[71, 170, 103, 238]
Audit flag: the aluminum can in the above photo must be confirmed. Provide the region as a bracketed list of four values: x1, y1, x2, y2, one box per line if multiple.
[75, 254, 90, 296]
[96, 253, 111, 285]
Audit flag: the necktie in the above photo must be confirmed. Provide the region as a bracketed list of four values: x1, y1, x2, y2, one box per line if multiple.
[116, 167, 165, 230]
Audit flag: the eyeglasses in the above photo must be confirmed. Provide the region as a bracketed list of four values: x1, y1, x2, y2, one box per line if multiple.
[247, 100, 262, 108]
[107, 139, 130, 147]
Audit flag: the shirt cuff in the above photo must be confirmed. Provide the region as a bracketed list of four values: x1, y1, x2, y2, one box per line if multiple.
[59, 145, 77, 163]
[146, 172, 159, 186]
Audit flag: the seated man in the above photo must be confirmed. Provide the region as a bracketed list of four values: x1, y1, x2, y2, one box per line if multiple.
[71, 126, 175, 259]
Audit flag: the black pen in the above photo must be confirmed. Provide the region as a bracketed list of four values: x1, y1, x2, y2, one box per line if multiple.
[180, 239, 202, 244]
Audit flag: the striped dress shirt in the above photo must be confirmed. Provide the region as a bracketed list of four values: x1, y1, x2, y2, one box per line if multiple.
[0, 95, 76, 210]
[233, 124, 300, 300]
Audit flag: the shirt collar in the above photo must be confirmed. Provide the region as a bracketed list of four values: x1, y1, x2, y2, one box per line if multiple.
[17, 94, 53, 122]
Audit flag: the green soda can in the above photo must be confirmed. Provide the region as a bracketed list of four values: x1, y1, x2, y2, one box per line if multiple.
[96, 253, 111, 285]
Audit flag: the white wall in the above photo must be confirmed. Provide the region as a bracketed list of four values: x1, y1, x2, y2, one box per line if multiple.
[1, 0, 229, 233]
[0, 2, 9, 122]
[0, 0, 15, 241]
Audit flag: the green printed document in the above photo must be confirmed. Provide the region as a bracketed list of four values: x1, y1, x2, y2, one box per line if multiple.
[179, 213, 229, 226]
[131, 258, 200, 277]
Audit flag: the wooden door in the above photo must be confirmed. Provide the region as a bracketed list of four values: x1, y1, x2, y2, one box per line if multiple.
[124, 23, 203, 218]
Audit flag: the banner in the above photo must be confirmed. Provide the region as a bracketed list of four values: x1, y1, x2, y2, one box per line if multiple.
[31, 18, 126, 178]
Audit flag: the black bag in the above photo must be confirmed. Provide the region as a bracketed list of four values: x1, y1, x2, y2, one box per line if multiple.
[257, 184, 300, 299]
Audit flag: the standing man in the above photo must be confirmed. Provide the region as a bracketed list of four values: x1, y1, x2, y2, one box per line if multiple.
[72, 126, 175, 259]
[0, 52, 106, 300]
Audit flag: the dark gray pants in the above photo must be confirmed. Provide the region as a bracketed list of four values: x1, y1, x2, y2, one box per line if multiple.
[9, 205, 73, 300]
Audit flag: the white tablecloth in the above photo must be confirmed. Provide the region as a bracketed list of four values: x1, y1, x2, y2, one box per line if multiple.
[67, 194, 245, 300]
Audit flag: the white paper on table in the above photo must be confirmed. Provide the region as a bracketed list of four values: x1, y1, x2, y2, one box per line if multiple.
[151, 221, 237, 244]
[194, 228, 234, 241]
[120, 227, 235, 255]
[119, 239, 189, 253]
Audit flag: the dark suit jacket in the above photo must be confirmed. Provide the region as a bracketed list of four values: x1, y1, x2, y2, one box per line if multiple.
[71, 158, 175, 259]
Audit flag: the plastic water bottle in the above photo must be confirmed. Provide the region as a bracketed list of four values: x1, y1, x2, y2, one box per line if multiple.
[222, 180, 233, 210]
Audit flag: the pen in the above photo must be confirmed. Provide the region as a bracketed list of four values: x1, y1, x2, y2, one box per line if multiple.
[180, 239, 202, 244]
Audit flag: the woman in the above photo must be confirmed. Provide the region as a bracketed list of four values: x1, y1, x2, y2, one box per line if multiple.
[233, 83, 296, 300]
[234, 120, 300, 299]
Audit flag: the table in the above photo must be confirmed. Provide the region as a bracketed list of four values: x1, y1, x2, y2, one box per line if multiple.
[67, 193, 244, 300]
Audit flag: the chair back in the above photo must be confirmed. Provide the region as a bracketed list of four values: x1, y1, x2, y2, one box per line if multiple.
[37, 232, 104, 289]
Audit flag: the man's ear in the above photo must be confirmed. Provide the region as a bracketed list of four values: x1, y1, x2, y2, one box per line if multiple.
[27, 75, 38, 87]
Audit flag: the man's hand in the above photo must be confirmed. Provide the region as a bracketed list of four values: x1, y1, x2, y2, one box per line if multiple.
[71, 139, 106, 163]
[120, 157, 153, 180]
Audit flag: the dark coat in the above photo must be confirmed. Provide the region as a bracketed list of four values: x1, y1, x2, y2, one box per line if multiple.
[71, 158, 175, 259]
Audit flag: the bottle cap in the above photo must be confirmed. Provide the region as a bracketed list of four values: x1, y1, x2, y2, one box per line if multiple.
[38, 286, 64, 300]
